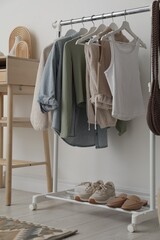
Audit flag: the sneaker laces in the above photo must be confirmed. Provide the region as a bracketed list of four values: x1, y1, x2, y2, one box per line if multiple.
[95, 182, 115, 193]
[95, 183, 107, 193]
[105, 181, 115, 189]
[86, 180, 103, 193]
[92, 180, 103, 188]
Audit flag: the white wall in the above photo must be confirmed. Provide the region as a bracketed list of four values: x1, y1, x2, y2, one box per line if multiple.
[0, 0, 158, 198]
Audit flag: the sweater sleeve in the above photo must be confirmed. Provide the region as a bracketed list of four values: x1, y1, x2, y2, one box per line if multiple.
[30, 44, 52, 130]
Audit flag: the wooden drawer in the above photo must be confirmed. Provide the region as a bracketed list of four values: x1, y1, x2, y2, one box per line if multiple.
[0, 69, 6, 83]
[0, 56, 39, 86]
[0, 85, 35, 95]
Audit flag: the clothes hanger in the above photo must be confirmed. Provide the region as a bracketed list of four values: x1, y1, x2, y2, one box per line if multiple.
[108, 12, 118, 31]
[64, 19, 78, 36]
[76, 15, 106, 45]
[101, 10, 147, 49]
[76, 17, 90, 36]
[80, 16, 97, 37]
[88, 12, 118, 45]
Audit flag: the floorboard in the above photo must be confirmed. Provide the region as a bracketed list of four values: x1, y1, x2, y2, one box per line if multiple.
[0, 189, 160, 240]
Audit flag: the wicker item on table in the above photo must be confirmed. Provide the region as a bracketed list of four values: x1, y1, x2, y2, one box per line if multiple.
[16, 41, 29, 58]
[9, 26, 32, 58]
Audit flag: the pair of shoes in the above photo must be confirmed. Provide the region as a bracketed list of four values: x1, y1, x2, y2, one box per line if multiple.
[106, 194, 148, 210]
[74, 180, 115, 204]
[74, 180, 103, 202]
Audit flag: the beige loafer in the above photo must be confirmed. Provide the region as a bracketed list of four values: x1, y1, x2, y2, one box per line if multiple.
[106, 193, 127, 208]
[121, 195, 147, 211]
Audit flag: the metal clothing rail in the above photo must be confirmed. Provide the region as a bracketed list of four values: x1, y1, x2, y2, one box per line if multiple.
[58, 5, 150, 36]
[30, 5, 158, 233]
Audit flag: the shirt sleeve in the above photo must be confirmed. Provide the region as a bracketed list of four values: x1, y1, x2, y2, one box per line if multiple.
[38, 41, 59, 112]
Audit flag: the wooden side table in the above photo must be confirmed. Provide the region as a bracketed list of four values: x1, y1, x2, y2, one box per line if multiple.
[0, 56, 52, 205]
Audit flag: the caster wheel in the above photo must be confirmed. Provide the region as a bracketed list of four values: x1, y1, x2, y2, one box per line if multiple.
[127, 224, 136, 233]
[29, 203, 37, 211]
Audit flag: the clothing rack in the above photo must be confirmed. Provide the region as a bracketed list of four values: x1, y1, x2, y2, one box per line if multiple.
[58, 6, 150, 36]
[30, 5, 158, 233]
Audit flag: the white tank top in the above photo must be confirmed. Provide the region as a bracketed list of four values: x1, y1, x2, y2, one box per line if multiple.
[104, 36, 145, 121]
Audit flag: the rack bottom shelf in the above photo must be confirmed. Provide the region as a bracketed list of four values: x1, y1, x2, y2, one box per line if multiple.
[29, 189, 158, 233]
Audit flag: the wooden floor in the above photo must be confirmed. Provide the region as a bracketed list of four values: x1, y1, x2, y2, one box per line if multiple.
[0, 189, 160, 240]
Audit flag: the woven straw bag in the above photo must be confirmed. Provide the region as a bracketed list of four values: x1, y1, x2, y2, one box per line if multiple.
[146, 0, 160, 135]
[9, 26, 32, 58]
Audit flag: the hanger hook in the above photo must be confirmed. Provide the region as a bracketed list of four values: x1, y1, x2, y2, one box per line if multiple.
[58, 20, 62, 37]
[52, 20, 58, 29]
[70, 19, 73, 29]
[101, 13, 105, 24]
[91, 15, 95, 27]
[111, 11, 115, 22]
[124, 9, 127, 21]
[82, 16, 85, 27]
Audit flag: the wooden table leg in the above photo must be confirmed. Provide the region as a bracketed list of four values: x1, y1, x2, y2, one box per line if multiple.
[5, 85, 13, 206]
[0, 93, 3, 188]
[43, 130, 52, 192]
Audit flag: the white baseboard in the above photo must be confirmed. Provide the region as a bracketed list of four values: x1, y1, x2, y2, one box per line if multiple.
[12, 176, 75, 194]
[12, 175, 49, 194]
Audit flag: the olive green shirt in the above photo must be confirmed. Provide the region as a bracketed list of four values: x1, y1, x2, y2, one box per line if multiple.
[60, 37, 86, 138]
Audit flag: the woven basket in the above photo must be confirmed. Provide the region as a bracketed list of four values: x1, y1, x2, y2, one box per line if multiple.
[9, 26, 32, 58]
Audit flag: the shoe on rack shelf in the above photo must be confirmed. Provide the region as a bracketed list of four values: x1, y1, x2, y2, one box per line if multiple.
[121, 195, 148, 211]
[106, 194, 148, 210]
[74, 180, 104, 202]
[106, 193, 127, 208]
[88, 181, 115, 204]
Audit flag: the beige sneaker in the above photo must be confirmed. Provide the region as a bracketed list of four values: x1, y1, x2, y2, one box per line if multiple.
[89, 182, 115, 204]
[74, 180, 104, 202]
